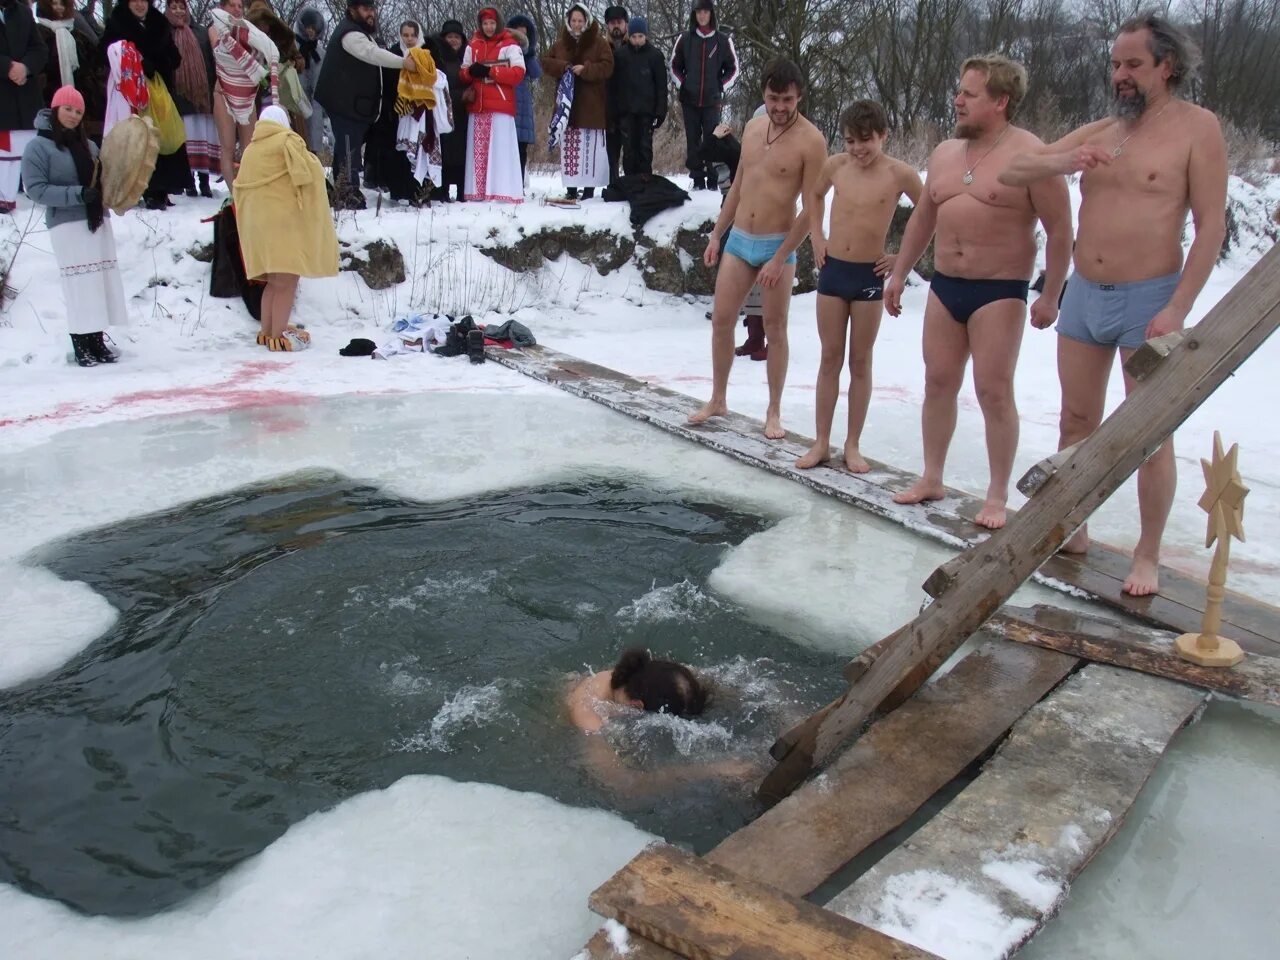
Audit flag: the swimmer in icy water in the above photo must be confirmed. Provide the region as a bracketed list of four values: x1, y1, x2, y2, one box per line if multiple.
[567, 647, 755, 794]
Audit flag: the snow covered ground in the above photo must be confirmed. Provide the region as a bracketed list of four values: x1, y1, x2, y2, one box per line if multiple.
[1, 171, 1278, 959]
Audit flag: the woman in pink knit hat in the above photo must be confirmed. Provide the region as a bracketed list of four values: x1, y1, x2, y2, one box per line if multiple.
[21, 86, 129, 367]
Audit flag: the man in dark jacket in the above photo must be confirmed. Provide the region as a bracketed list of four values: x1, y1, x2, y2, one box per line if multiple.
[670, 0, 737, 190]
[602, 4, 627, 183]
[434, 18, 467, 201]
[1, 0, 49, 213]
[314, 0, 417, 208]
[614, 17, 666, 177]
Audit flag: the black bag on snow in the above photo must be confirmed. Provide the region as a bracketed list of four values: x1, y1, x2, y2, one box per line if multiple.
[209, 204, 264, 321]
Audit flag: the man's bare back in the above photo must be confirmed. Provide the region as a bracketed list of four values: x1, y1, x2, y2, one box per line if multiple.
[733, 112, 827, 236]
[825, 152, 919, 261]
[928, 128, 1046, 280]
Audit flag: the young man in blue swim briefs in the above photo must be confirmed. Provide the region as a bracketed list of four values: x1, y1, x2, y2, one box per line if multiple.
[797, 101, 923, 473]
[688, 58, 828, 440]
[1000, 15, 1227, 596]
[884, 54, 1072, 530]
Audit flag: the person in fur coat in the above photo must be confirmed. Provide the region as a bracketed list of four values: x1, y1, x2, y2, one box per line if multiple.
[541, 3, 613, 200]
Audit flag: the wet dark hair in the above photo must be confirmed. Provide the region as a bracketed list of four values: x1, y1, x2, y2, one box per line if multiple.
[610, 648, 707, 718]
[1118, 11, 1200, 92]
[762, 57, 805, 96]
[841, 100, 888, 139]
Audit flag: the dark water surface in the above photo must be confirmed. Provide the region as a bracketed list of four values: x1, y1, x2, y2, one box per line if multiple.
[0, 474, 846, 917]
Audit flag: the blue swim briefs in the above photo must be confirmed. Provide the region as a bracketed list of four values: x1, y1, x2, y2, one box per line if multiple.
[724, 228, 797, 268]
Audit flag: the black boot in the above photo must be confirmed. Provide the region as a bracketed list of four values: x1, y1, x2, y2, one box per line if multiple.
[582, 187, 595, 200]
[467, 328, 486, 364]
[70, 334, 99, 367]
[88, 332, 118, 363]
[691, 173, 705, 191]
[198, 173, 213, 198]
[566, 187, 579, 201]
[143, 192, 167, 210]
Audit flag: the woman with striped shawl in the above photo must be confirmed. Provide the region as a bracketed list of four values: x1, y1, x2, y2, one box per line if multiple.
[207, 0, 277, 185]
[165, 0, 217, 197]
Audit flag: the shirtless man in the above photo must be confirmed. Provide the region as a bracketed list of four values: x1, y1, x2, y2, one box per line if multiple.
[688, 58, 828, 440]
[1000, 15, 1227, 595]
[885, 54, 1072, 529]
[797, 101, 923, 472]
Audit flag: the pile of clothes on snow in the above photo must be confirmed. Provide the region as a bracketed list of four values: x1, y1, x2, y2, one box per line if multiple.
[338, 313, 536, 362]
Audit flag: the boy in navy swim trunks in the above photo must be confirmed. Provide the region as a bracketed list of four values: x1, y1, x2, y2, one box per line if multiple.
[797, 101, 923, 473]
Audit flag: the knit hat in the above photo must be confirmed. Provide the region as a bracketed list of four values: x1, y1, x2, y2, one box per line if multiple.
[694, 0, 714, 11]
[440, 19, 465, 39]
[477, 6, 500, 24]
[628, 15, 647, 34]
[604, 5, 628, 21]
[259, 105, 290, 127]
[51, 86, 85, 111]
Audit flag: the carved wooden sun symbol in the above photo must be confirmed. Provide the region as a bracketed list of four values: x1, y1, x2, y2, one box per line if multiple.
[1197, 431, 1249, 548]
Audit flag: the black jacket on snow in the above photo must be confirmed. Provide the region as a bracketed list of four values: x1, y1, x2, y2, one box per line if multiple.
[669, 9, 737, 108]
[0, 0, 48, 131]
[314, 17, 384, 124]
[613, 41, 668, 119]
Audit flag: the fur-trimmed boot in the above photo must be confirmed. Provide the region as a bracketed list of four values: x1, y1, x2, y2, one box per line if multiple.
[735, 315, 765, 357]
[70, 334, 99, 367]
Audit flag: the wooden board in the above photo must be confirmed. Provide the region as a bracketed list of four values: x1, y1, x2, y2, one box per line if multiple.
[588, 843, 943, 960]
[990, 605, 1280, 706]
[711, 641, 1078, 896]
[825, 665, 1208, 960]
[485, 344, 1280, 654]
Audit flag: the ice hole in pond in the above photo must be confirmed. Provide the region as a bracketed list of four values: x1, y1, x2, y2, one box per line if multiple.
[1, 473, 849, 917]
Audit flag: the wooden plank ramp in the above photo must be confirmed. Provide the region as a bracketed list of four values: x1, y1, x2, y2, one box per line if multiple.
[588, 844, 941, 960]
[992, 605, 1280, 705]
[485, 344, 1280, 655]
[578, 639, 1079, 960]
[823, 665, 1208, 960]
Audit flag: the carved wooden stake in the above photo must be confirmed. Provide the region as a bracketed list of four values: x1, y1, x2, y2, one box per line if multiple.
[1176, 432, 1249, 667]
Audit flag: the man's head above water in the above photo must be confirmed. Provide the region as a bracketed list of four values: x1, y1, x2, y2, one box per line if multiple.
[609, 648, 707, 717]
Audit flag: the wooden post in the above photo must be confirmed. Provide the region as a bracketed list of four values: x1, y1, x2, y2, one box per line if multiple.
[761, 245, 1280, 803]
[1176, 431, 1249, 667]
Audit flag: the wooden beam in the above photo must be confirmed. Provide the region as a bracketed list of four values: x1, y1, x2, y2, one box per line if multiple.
[825, 666, 1207, 959]
[588, 844, 942, 960]
[1015, 441, 1082, 497]
[990, 605, 1280, 706]
[763, 245, 1280, 800]
[1124, 330, 1186, 381]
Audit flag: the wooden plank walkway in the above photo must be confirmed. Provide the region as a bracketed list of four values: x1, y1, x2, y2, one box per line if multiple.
[589, 844, 941, 960]
[578, 639, 1079, 960]
[486, 345, 1280, 654]
[824, 665, 1208, 960]
[992, 605, 1280, 705]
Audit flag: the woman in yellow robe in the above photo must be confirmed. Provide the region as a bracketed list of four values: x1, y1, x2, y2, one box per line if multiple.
[233, 104, 339, 351]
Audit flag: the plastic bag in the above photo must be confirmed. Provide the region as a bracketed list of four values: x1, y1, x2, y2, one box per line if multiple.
[144, 75, 187, 155]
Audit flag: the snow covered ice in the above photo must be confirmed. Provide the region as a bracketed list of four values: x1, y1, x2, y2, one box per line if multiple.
[2, 171, 1279, 958]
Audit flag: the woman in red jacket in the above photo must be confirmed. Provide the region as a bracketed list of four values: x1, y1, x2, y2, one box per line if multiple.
[460, 7, 525, 203]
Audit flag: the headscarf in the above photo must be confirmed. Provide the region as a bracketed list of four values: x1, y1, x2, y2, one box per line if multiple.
[165, 1, 212, 113]
[36, 15, 81, 91]
[40, 107, 105, 233]
[259, 104, 290, 127]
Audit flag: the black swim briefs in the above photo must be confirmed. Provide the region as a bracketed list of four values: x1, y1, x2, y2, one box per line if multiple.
[817, 256, 884, 302]
[929, 271, 1030, 324]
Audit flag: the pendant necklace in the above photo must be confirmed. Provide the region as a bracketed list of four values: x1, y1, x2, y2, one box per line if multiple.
[765, 116, 798, 151]
[1111, 102, 1170, 158]
[962, 125, 1010, 185]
